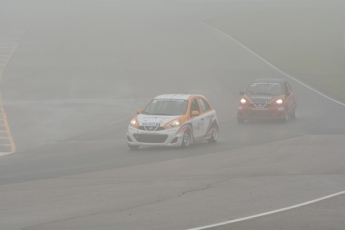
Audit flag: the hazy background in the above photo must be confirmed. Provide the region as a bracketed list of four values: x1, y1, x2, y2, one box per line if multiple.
[1, 1, 345, 230]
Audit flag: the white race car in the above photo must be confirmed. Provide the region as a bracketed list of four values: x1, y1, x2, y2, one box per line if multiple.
[127, 94, 219, 149]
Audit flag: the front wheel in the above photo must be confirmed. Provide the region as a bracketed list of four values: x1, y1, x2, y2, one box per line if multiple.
[237, 117, 245, 124]
[290, 108, 296, 119]
[181, 130, 191, 148]
[207, 126, 219, 143]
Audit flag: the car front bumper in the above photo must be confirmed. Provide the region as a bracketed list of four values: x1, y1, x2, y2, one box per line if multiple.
[237, 105, 286, 120]
[127, 126, 184, 147]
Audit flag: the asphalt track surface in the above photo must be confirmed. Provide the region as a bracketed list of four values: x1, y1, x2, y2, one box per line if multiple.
[1, 1, 345, 230]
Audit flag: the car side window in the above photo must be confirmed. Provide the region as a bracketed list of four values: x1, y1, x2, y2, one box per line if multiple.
[284, 82, 292, 93]
[284, 82, 290, 95]
[286, 82, 292, 91]
[198, 98, 210, 112]
[190, 98, 200, 114]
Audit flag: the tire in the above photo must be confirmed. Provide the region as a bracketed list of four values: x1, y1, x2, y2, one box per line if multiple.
[181, 130, 191, 148]
[237, 117, 245, 124]
[128, 144, 139, 150]
[207, 126, 219, 143]
[290, 108, 296, 119]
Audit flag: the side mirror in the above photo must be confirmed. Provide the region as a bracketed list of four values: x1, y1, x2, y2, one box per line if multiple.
[136, 109, 142, 114]
[239, 91, 244, 96]
[191, 111, 200, 117]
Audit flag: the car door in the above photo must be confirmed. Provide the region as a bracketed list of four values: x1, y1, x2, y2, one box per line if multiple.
[190, 97, 204, 141]
[198, 97, 215, 138]
[284, 81, 295, 113]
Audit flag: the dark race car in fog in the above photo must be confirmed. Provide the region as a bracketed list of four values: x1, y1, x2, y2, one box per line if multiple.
[237, 79, 297, 123]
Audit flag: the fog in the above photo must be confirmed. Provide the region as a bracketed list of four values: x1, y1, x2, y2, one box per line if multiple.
[1, 1, 345, 229]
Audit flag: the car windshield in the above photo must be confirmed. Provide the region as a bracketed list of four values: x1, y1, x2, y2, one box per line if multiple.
[142, 99, 189, 116]
[246, 82, 283, 96]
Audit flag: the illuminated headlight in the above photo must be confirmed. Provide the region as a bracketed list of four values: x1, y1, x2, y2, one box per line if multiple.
[275, 99, 283, 104]
[240, 98, 247, 104]
[130, 118, 137, 127]
[167, 119, 181, 128]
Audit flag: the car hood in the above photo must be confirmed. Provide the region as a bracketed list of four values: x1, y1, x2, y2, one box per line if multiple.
[246, 95, 278, 103]
[247, 95, 275, 100]
[137, 114, 180, 126]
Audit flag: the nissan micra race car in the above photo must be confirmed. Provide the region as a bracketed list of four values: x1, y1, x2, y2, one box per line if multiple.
[237, 79, 297, 123]
[127, 94, 219, 149]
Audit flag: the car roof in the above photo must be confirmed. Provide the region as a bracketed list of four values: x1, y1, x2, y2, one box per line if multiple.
[154, 94, 200, 100]
[252, 78, 285, 83]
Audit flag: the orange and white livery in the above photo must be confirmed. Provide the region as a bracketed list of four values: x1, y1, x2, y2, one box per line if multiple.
[127, 94, 219, 149]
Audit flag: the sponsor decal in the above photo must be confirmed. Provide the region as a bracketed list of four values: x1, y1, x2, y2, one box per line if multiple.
[238, 106, 243, 110]
[176, 122, 195, 141]
[202, 119, 218, 139]
[278, 107, 285, 111]
[142, 117, 172, 120]
[193, 122, 204, 131]
[141, 122, 158, 126]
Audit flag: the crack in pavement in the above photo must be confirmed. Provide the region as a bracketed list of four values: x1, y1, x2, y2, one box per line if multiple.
[22, 176, 237, 230]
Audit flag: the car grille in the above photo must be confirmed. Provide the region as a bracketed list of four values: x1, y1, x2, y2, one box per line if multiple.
[246, 110, 275, 117]
[134, 134, 168, 143]
[249, 104, 271, 108]
[138, 126, 165, 131]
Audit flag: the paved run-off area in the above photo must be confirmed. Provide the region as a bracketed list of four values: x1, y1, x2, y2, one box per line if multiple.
[2, 135, 345, 230]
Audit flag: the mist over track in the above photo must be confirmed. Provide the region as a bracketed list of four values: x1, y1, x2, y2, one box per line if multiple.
[1, 1, 345, 230]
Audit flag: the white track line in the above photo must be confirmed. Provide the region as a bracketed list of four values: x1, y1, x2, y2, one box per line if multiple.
[202, 20, 345, 107]
[188, 191, 345, 230]
[0, 152, 13, 157]
[188, 19, 345, 230]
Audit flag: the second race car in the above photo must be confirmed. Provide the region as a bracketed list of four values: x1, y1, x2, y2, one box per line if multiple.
[237, 79, 297, 123]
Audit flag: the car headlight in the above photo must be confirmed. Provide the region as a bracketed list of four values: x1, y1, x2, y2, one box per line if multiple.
[130, 118, 137, 127]
[167, 119, 181, 128]
[240, 98, 247, 104]
[275, 99, 283, 104]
